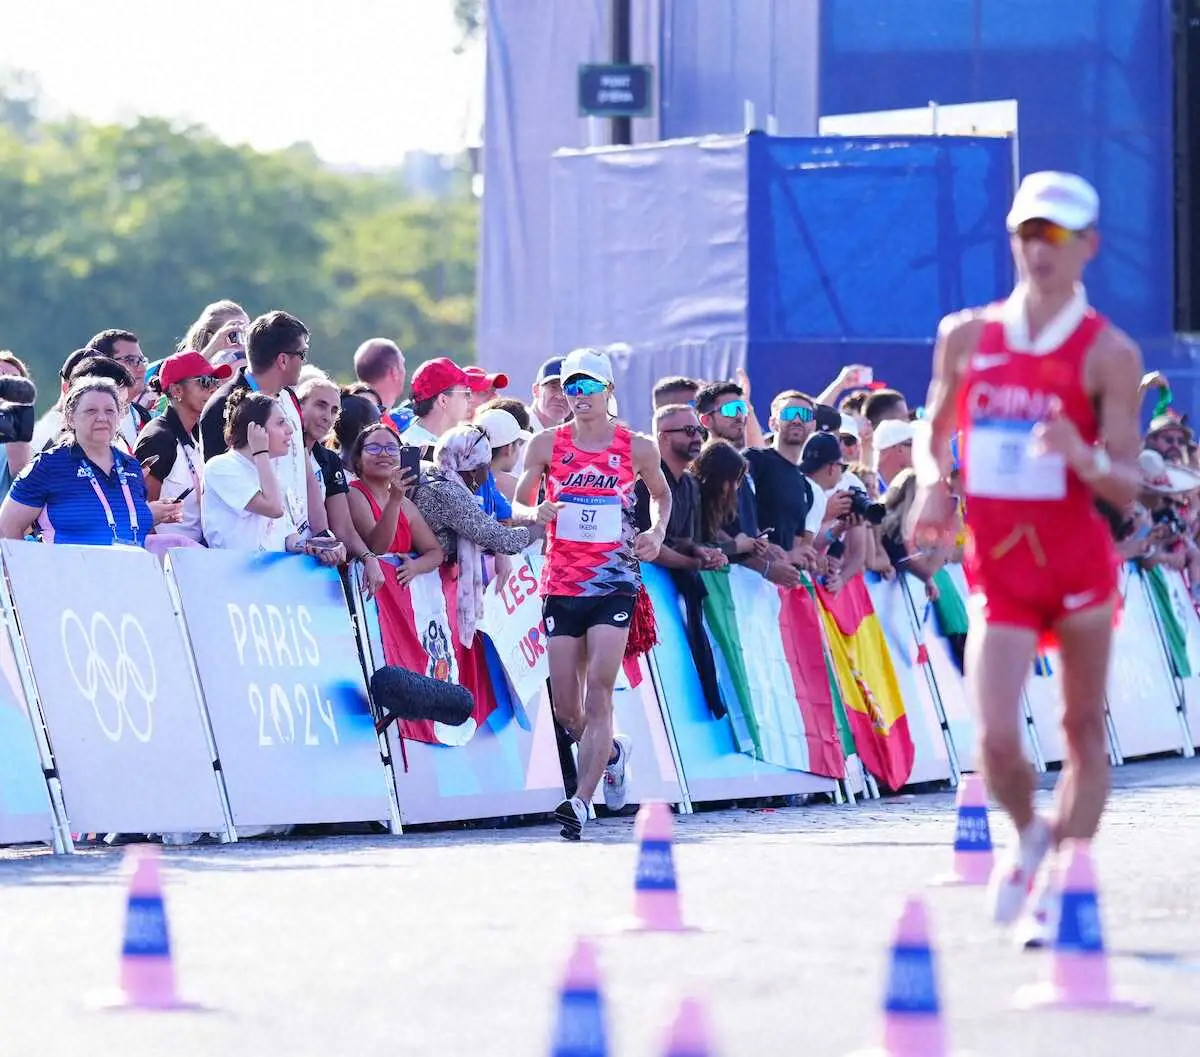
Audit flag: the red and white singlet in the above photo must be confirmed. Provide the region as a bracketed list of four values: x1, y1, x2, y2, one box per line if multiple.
[957, 299, 1119, 631]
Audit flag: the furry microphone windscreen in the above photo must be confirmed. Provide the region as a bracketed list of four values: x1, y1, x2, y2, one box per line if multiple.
[370, 665, 475, 726]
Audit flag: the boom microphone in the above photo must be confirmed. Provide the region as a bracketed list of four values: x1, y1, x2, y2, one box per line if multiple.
[0, 377, 36, 405]
[369, 665, 475, 732]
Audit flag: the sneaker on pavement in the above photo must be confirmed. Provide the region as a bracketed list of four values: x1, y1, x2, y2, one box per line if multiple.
[987, 815, 1052, 926]
[1015, 863, 1061, 950]
[554, 796, 588, 841]
[603, 734, 633, 811]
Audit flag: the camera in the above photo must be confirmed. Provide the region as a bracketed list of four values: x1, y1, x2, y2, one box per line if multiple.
[0, 377, 37, 444]
[846, 486, 886, 525]
[1152, 503, 1187, 537]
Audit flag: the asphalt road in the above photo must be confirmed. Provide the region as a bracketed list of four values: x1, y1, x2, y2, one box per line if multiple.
[4, 757, 1200, 1056]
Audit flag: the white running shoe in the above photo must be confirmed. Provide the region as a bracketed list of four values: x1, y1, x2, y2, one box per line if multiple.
[555, 796, 588, 841]
[1015, 867, 1061, 950]
[986, 815, 1052, 926]
[603, 734, 633, 811]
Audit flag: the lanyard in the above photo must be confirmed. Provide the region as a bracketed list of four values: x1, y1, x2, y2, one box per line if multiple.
[82, 461, 140, 545]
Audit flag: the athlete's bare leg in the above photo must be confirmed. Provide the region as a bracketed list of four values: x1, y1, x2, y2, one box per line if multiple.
[1050, 602, 1114, 841]
[573, 624, 630, 802]
[967, 607, 1039, 829]
[547, 635, 587, 742]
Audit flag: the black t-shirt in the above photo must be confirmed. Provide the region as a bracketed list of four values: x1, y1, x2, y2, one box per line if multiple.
[134, 406, 197, 481]
[634, 461, 700, 549]
[311, 442, 349, 500]
[743, 447, 813, 552]
[199, 369, 250, 462]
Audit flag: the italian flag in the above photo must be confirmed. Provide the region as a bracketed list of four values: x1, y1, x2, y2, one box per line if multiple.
[701, 566, 845, 778]
[373, 563, 498, 746]
[816, 577, 915, 790]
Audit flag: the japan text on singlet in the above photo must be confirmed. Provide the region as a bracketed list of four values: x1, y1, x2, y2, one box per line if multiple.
[540, 424, 641, 597]
[958, 306, 1106, 523]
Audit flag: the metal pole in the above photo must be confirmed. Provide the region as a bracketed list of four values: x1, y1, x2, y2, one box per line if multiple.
[611, 0, 632, 145]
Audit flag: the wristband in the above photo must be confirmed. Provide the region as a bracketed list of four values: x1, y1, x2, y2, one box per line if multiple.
[251, 449, 269, 457]
[1079, 447, 1112, 482]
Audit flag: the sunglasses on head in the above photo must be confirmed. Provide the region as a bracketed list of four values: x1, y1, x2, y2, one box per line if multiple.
[563, 377, 608, 397]
[1014, 218, 1082, 247]
[778, 405, 814, 423]
[716, 398, 749, 418]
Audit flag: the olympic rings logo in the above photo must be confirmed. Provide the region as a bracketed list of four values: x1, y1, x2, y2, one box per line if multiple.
[60, 610, 156, 743]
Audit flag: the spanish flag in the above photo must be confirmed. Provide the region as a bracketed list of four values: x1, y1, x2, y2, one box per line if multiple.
[816, 576, 914, 790]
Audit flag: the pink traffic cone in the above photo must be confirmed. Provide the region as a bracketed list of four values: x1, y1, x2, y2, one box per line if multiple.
[661, 997, 713, 1056]
[550, 938, 608, 1057]
[95, 844, 201, 1011]
[1014, 840, 1150, 1012]
[931, 775, 994, 886]
[618, 801, 696, 932]
[846, 897, 960, 1057]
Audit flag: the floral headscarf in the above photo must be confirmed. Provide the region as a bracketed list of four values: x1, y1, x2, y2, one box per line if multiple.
[433, 425, 494, 646]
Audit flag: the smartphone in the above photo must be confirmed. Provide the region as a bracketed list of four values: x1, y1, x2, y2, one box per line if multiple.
[854, 366, 874, 386]
[756, 527, 773, 539]
[173, 485, 194, 504]
[227, 329, 243, 346]
[307, 534, 342, 551]
[398, 445, 422, 478]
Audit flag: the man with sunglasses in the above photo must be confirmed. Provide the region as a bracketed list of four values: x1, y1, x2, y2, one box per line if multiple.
[135, 351, 232, 543]
[744, 390, 824, 572]
[200, 311, 331, 544]
[908, 171, 1144, 945]
[516, 347, 671, 841]
[401, 357, 473, 458]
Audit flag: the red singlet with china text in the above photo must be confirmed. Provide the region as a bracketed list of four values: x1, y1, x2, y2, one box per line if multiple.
[957, 306, 1119, 632]
[540, 424, 641, 598]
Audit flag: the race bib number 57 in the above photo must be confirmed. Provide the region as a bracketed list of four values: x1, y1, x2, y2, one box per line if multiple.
[966, 420, 1066, 501]
[556, 493, 622, 544]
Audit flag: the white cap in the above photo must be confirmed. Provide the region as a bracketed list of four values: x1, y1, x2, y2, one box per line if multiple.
[474, 407, 530, 448]
[1006, 171, 1099, 232]
[874, 419, 915, 452]
[561, 347, 614, 386]
[838, 413, 860, 441]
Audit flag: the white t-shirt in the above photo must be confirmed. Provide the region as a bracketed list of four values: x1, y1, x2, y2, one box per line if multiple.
[202, 451, 279, 552]
[156, 439, 204, 542]
[31, 408, 62, 453]
[803, 474, 827, 538]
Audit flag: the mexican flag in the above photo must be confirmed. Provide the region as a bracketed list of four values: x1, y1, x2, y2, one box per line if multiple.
[373, 562, 498, 746]
[816, 576, 915, 791]
[1143, 564, 1192, 679]
[701, 565, 844, 778]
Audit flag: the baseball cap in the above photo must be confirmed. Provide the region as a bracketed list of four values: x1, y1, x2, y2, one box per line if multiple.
[158, 350, 233, 389]
[799, 432, 843, 475]
[874, 419, 916, 451]
[838, 414, 860, 441]
[561, 347, 614, 386]
[535, 357, 564, 385]
[411, 357, 470, 401]
[475, 407, 530, 448]
[465, 365, 510, 392]
[1006, 171, 1099, 232]
[59, 348, 95, 382]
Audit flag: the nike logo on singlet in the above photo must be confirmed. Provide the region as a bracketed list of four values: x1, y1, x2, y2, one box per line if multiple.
[970, 352, 1010, 371]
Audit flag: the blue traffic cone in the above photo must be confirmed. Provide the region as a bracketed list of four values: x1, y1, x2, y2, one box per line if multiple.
[931, 774, 993, 886]
[551, 938, 608, 1057]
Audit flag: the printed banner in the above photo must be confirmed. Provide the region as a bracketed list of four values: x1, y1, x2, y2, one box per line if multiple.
[642, 564, 838, 804]
[0, 610, 53, 845]
[477, 548, 550, 706]
[350, 563, 564, 826]
[168, 549, 391, 828]
[1, 541, 226, 836]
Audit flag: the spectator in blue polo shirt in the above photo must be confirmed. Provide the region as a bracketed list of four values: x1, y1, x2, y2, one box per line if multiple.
[0, 378, 157, 546]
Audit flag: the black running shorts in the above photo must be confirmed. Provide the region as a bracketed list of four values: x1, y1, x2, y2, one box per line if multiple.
[542, 594, 635, 639]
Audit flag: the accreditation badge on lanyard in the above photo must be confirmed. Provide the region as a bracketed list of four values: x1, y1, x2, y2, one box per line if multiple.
[555, 491, 622, 544]
[965, 418, 1066, 501]
[82, 459, 142, 546]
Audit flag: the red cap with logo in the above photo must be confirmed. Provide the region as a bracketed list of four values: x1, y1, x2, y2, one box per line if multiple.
[159, 351, 233, 389]
[411, 357, 470, 401]
[464, 365, 509, 392]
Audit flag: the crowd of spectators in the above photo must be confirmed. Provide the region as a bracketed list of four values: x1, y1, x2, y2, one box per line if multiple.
[0, 303, 1195, 641]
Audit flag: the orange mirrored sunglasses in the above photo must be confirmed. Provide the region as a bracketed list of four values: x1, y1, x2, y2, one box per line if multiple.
[1014, 218, 1080, 247]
